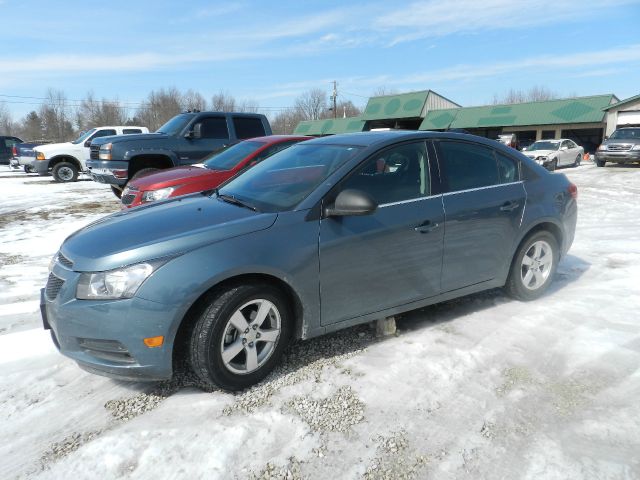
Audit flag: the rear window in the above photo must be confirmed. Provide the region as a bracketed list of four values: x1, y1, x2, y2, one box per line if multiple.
[233, 117, 266, 139]
[203, 141, 264, 170]
[123, 129, 142, 134]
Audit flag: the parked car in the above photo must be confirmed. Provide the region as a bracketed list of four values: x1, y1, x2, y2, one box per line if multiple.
[86, 112, 272, 198]
[33, 126, 149, 182]
[42, 131, 577, 391]
[121, 135, 311, 208]
[1, 136, 23, 165]
[497, 133, 520, 150]
[522, 139, 583, 170]
[10, 141, 51, 172]
[595, 127, 640, 167]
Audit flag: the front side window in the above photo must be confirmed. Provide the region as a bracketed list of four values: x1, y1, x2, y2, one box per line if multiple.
[233, 117, 266, 139]
[218, 143, 362, 212]
[199, 117, 229, 139]
[437, 141, 500, 192]
[156, 114, 192, 135]
[340, 142, 429, 205]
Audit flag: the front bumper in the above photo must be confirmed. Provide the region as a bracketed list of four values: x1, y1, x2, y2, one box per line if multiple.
[41, 264, 179, 381]
[86, 160, 129, 187]
[595, 151, 640, 163]
[33, 158, 51, 175]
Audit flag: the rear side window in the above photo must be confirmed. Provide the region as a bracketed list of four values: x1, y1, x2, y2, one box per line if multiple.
[123, 129, 142, 134]
[93, 129, 117, 139]
[233, 117, 266, 139]
[437, 141, 499, 192]
[199, 117, 229, 139]
[495, 152, 519, 183]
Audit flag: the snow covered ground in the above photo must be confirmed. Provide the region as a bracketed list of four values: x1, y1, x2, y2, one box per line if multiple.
[1, 163, 639, 479]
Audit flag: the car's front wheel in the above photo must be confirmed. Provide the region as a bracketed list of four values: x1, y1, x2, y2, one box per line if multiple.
[52, 162, 78, 182]
[505, 231, 559, 301]
[189, 283, 291, 391]
[596, 158, 606, 167]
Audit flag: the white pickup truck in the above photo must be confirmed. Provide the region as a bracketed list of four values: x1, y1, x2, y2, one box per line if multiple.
[33, 126, 149, 182]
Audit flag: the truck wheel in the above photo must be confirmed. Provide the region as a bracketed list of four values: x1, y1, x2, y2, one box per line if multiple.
[189, 283, 291, 391]
[596, 159, 606, 167]
[111, 186, 123, 199]
[52, 162, 79, 182]
[24, 165, 35, 173]
[505, 231, 559, 301]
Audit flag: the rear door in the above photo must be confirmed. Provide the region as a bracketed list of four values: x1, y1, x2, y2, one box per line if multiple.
[319, 141, 444, 325]
[231, 116, 267, 140]
[435, 140, 526, 292]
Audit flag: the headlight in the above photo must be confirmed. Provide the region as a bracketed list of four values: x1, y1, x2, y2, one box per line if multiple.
[141, 186, 179, 203]
[77, 262, 159, 300]
[597, 144, 607, 151]
[98, 143, 112, 161]
[536, 156, 547, 161]
[631, 145, 640, 151]
[49, 253, 57, 272]
[36, 151, 46, 161]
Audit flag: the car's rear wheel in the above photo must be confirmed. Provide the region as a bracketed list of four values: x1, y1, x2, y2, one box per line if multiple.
[189, 283, 291, 391]
[505, 231, 559, 301]
[52, 162, 78, 182]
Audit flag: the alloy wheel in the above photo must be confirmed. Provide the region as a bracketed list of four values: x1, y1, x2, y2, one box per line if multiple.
[520, 240, 553, 290]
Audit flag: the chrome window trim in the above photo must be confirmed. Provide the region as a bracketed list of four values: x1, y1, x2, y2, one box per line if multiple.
[442, 180, 524, 197]
[378, 194, 442, 208]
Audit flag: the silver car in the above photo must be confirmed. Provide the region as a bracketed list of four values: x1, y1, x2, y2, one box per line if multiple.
[522, 139, 584, 170]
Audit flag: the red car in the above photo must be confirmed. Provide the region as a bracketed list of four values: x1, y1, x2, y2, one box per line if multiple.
[120, 135, 311, 208]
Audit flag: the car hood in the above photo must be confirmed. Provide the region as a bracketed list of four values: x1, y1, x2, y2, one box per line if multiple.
[35, 142, 74, 154]
[523, 149, 557, 157]
[61, 194, 277, 271]
[91, 133, 163, 146]
[130, 165, 223, 189]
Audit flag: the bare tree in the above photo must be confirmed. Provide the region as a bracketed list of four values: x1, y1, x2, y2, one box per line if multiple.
[210, 90, 237, 112]
[0, 102, 16, 135]
[371, 86, 398, 97]
[39, 89, 75, 142]
[492, 86, 558, 104]
[294, 88, 327, 121]
[76, 91, 128, 131]
[18, 111, 43, 140]
[183, 89, 208, 112]
[270, 109, 305, 135]
[321, 100, 361, 119]
[135, 87, 183, 131]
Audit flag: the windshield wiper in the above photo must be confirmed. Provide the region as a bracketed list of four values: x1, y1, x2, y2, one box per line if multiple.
[217, 193, 259, 212]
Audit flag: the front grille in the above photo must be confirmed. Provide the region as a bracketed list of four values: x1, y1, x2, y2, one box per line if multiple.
[77, 338, 135, 364]
[57, 252, 73, 269]
[607, 144, 631, 151]
[121, 193, 136, 206]
[90, 145, 100, 160]
[45, 273, 64, 300]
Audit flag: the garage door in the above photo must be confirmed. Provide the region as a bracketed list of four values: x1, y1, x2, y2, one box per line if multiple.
[617, 111, 640, 127]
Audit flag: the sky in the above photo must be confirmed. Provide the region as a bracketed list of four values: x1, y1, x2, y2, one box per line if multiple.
[1, 0, 640, 120]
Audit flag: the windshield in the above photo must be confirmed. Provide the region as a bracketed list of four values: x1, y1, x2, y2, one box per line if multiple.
[218, 143, 362, 212]
[71, 128, 96, 144]
[156, 114, 192, 135]
[204, 141, 264, 170]
[528, 141, 560, 151]
[609, 128, 640, 140]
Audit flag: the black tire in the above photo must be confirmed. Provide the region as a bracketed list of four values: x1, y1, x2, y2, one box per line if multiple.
[24, 165, 35, 173]
[548, 159, 558, 171]
[111, 186, 123, 198]
[52, 162, 78, 182]
[573, 154, 581, 167]
[189, 283, 292, 391]
[131, 168, 159, 181]
[596, 159, 606, 167]
[505, 230, 559, 301]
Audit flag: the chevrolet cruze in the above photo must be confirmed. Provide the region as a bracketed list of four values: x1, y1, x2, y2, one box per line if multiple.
[42, 131, 577, 391]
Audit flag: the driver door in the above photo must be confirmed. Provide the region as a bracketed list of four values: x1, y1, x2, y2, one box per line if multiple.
[319, 141, 444, 326]
[178, 116, 230, 164]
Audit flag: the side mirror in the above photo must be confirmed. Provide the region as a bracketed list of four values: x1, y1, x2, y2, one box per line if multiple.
[84, 140, 92, 147]
[325, 189, 377, 217]
[604, 136, 609, 140]
[186, 123, 202, 139]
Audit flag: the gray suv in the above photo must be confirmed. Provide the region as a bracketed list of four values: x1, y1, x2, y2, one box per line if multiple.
[595, 127, 640, 166]
[42, 131, 578, 391]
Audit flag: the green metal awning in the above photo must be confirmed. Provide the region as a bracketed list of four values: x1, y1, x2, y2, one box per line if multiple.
[362, 90, 430, 120]
[293, 117, 365, 136]
[420, 94, 615, 130]
[603, 93, 639, 110]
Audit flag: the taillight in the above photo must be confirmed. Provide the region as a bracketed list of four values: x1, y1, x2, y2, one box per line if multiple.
[568, 183, 577, 199]
[12, 146, 17, 156]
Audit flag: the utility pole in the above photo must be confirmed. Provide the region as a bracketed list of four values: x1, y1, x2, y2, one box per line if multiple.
[332, 81, 337, 119]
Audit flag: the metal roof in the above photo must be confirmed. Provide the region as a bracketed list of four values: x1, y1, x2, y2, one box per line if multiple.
[362, 90, 431, 120]
[603, 93, 640, 111]
[420, 94, 616, 130]
[293, 117, 365, 136]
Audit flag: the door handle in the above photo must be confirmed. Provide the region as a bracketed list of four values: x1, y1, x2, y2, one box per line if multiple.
[500, 201, 520, 212]
[414, 220, 439, 233]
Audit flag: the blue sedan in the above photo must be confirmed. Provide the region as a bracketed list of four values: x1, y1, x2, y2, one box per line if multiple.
[42, 131, 577, 390]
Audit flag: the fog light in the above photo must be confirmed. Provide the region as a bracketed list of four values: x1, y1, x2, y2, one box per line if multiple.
[143, 336, 164, 348]
[113, 169, 128, 179]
